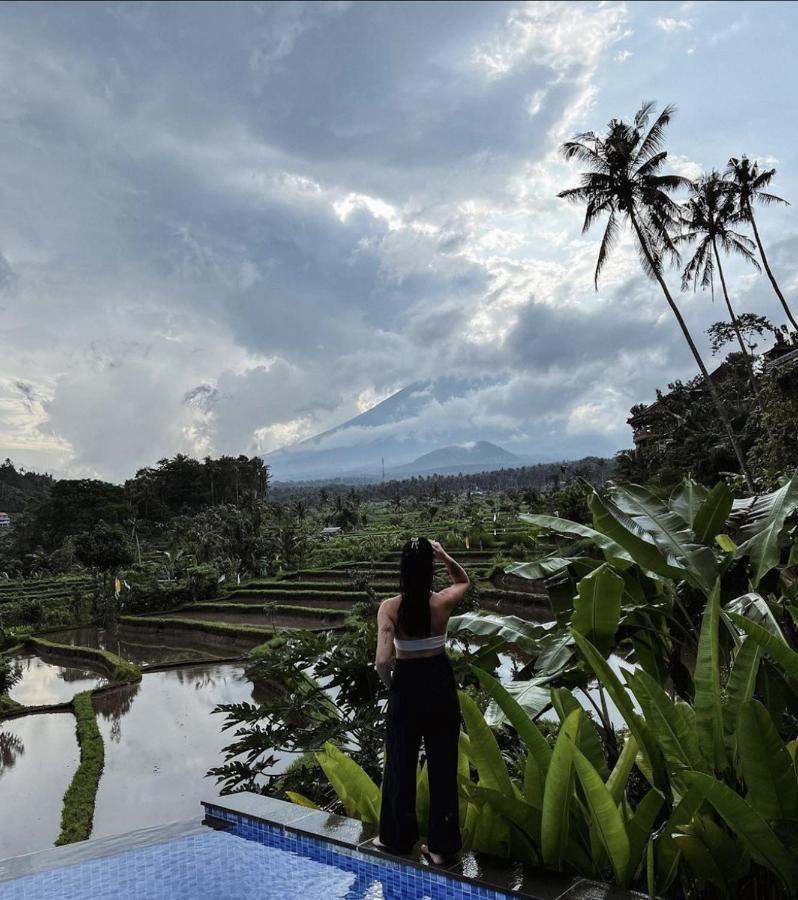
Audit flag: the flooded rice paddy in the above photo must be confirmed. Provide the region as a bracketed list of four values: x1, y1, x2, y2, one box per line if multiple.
[8, 654, 107, 706]
[90, 662, 291, 838]
[0, 712, 79, 859]
[41, 625, 231, 667]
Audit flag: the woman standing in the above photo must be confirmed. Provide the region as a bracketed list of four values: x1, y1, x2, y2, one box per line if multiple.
[373, 537, 469, 865]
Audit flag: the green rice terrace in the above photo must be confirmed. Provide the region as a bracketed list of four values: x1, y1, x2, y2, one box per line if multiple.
[3, 460, 798, 898]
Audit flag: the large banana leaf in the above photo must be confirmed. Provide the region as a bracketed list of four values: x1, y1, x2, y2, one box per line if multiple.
[571, 630, 668, 793]
[541, 709, 580, 870]
[653, 784, 706, 895]
[534, 632, 576, 677]
[728, 613, 798, 682]
[505, 557, 600, 581]
[683, 771, 798, 891]
[733, 470, 798, 588]
[316, 742, 380, 823]
[550, 688, 608, 780]
[570, 562, 624, 653]
[284, 791, 320, 809]
[472, 666, 552, 775]
[692, 481, 734, 545]
[625, 788, 664, 885]
[523, 750, 544, 808]
[673, 828, 737, 895]
[472, 785, 541, 847]
[725, 592, 785, 640]
[670, 478, 709, 526]
[588, 492, 696, 587]
[694, 580, 726, 772]
[458, 690, 513, 795]
[606, 735, 638, 805]
[448, 611, 548, 656]
[517, 513, 633, 566]
[626, 669, 705, 774]
[723, 638, 762, 755]
[610, 484, 718, 593]
[484, 678, 552, 727]
[570, 741, 631, 886]
[737, 699, 798, 822]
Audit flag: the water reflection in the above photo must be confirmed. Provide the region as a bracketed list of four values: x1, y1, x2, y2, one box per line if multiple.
[8, 654, 106, 706]
[0, 713, 79, 859]
[0, 730, 24, 771]
[41, 625, 228, 667]
[92, 663, 289, 838]
[93, 681, 141, 744]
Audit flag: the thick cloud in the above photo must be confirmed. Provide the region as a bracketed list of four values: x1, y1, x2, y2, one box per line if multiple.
[1, 1, 797, 481]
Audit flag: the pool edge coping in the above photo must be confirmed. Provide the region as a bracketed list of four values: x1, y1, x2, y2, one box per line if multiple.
[202, 794, 650, 900]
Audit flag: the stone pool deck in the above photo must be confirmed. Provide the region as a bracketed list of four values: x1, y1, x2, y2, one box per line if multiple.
[203, 793, 648, 900]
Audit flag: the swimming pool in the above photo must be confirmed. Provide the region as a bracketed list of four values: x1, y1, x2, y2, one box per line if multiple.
[0, 812, 515, 900]
[0, 793, 641, 900]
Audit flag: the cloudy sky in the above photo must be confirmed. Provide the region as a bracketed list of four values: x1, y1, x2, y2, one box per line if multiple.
[1, 0, 797, 482]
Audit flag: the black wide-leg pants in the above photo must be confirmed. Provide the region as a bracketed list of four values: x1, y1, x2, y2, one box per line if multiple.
[378, 654, 462, 856]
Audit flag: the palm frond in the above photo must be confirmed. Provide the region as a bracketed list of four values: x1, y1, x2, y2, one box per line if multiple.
[680, 236, 712, 292]
[648, 173, 692, 192]
[721, 235, 762, 269]
[561, 140, 607, 170]
[633, 101, 656, 129]
[582, 197, 613, 234]
[756, 191, 789, 207]
[594, 211, 619, 288]
[557, 185, 595, 204]
[634, 151, 668, 177]
[633, 103, 676, 165]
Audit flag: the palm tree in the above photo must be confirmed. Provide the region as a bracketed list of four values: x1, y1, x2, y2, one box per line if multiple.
[558, 102, 755, 490]
[677, 172, 761, 395]
[726, 156, 797, 331]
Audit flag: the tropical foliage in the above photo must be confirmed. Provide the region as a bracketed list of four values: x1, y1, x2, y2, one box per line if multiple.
[316, 472, 798, 897]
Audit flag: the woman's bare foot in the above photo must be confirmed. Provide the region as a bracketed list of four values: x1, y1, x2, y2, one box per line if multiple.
[371, 837, 389, 850]
[420, 843, 447, 866]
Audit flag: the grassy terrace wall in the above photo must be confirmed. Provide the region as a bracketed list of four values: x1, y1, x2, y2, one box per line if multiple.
[25, 637, 141, 684]
[182, 601, 348, 620]
[119, 615, 279, 652]
[56, 691, 104, 845]
[222, 588, 383, 602]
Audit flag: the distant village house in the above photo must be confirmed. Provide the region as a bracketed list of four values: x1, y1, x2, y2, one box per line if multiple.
[0, 512, 11, 528]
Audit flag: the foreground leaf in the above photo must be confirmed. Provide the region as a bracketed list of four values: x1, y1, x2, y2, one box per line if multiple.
[316, 742, 380, 823]
[570, 741, 631, 886]
[733, 470, 798, 588]
[683, 771, 798, 891]
[728, 613, 798, 682]
[571, 562, 624, 653]
[571, 630, 668, 793]
[694, 579, 725, 772]
[737, 699, 798, 822]
[472, 666, 552, 776]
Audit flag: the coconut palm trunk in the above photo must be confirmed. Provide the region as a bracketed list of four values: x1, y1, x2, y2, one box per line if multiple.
[631, 215, 755, 491]
[711, 236, 760, 398]
[747, 203, 798, 331]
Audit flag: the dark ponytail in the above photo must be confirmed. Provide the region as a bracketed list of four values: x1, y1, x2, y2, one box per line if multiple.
[398, 536, 433, 638]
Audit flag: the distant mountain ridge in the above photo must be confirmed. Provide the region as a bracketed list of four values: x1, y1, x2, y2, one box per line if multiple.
[389, 441, 522, 476]
[266, 376, 510, 481]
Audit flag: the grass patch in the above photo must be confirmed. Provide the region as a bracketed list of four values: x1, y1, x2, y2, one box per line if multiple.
[26, 637, 141, 684]
[55, 691, 104, 845]
[0, 693, 22, 714]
